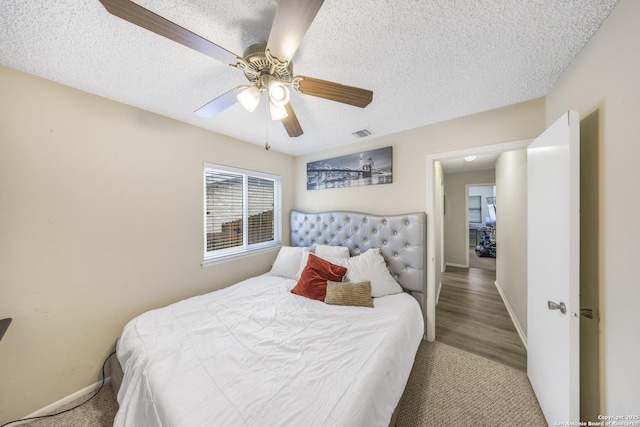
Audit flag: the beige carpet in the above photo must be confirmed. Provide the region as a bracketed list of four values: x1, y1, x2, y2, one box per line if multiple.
[396, 341, 545, 426]
[16, 384, 118, 427]
[16, 341, 544, 426]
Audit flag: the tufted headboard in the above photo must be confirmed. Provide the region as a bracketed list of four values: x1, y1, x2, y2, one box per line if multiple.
[290, 210, 426, 311]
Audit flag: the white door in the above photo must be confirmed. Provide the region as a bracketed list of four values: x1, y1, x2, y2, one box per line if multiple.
[527, 111, 580, 423]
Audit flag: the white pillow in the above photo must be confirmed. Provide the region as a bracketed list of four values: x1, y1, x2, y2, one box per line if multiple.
[343, 248, 403, 297]
[268, 246, 309, 280]
[314, 244, 350, 259]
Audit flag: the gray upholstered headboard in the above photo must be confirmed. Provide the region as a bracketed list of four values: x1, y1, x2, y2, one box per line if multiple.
[290, 210, 426, 311]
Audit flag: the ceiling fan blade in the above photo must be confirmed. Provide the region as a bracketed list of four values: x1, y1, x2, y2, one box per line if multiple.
[266, 0, 324, 63]
[99, 0, 239, 65]
[195, 87, 245, 118]
[295, 76, 373, 108]
[281, 102, 303, 137]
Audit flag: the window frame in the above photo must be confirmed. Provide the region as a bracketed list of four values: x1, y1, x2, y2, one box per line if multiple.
[202, 163, 282, 266]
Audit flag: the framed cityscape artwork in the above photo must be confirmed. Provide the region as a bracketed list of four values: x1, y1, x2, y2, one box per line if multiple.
[306, 146, 393, 190]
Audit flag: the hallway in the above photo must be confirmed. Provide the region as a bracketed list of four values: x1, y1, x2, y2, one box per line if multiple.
[435, 247, 527, 371]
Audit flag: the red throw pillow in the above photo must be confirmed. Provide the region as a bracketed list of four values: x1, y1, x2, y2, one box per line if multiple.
[291, 253, 347, 301]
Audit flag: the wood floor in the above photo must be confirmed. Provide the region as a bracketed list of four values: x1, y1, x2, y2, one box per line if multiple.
[436, 248, 527, 371]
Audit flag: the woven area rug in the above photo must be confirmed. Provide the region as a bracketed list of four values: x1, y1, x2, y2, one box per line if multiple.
[396, 341, 545, 426]
[19, 341, 545, 426]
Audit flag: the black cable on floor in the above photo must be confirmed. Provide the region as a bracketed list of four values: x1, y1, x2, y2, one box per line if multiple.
[0, 351, 117, 427]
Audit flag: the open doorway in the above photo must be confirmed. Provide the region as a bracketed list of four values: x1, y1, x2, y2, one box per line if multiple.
[425, 140, 531, 365]
[437, 155, 498, 274]
[467, 184, 496, 271]
[425, 139, 530, 341]
[438, 162, 525, 370]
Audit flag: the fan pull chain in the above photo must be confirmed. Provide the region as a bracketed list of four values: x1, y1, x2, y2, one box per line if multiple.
[265, 97, 271, 151]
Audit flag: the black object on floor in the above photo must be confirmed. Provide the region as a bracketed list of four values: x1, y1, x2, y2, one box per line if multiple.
[0, 318, 12, 343]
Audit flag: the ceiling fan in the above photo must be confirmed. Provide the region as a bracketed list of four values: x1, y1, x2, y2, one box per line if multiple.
[98, 0, 374, 138]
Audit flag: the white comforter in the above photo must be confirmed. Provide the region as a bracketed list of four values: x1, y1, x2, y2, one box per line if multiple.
[114, 274, 424, 427]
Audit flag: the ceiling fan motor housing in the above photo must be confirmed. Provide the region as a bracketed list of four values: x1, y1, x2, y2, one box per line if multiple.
[241, 43, 293, 86]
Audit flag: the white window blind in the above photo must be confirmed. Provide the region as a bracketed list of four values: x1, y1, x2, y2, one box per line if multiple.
[204, 164, 281, 261]
[247, 176, 276, 245]
[205, 171, 244, 252]
[469, 195, 482, 223]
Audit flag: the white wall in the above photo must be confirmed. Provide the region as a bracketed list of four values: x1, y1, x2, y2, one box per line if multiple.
[0, 65, 295, 423]
[495, 150, 528, 337]
[443, 170, 495, 266]
[545, 0, 640, 414]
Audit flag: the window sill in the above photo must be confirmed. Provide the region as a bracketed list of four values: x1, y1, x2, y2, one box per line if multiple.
[201, 244, 281, 268]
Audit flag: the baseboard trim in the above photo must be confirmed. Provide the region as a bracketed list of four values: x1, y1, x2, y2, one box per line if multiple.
[445, 262, 467, 269]
[493, 280, 528, 350]
[10, 377, 112, 426]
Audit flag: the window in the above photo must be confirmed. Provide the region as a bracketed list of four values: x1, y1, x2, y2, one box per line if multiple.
[203, 163, 281, 263]
[469, 195, 482, 224]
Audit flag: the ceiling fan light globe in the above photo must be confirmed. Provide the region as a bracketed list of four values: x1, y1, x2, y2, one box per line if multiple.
[270, 101, 289, 120]
[267, 80, 290, 107]
[237, 86, 262, 112]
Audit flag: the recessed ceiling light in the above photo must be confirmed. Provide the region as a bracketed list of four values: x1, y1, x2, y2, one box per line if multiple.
[464, 156, 477, 162]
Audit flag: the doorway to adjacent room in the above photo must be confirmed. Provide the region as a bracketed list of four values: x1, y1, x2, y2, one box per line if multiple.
[438, 173, 525, 371]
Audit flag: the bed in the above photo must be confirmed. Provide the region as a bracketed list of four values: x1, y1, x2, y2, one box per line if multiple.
[111, 210, 426, 427]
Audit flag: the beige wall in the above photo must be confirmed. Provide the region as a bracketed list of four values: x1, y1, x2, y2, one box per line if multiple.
[443, 169, 496, 266]
[3, 0, 636, 416]
[294, 98, 546, 215]
[0, 65, 295, 423]
[579, 110, 601, 421]
[545, 0, 640, 414]
[495, 150, 528, 337]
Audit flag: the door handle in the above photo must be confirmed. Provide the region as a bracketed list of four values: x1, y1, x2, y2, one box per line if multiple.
[547, 300, 567, 314]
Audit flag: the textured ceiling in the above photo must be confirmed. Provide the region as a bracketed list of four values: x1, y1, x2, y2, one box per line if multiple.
[0, 0, 619, 156]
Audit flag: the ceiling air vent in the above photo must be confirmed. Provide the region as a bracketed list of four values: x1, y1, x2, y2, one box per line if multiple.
[352, 128, 373, 138]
